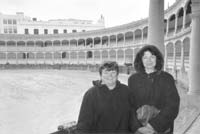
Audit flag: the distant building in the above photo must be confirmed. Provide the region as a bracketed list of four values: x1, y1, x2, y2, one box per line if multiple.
[0, 12, 105, 34]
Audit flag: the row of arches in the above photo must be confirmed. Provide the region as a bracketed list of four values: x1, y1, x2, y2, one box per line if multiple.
[165, 37, 190, 72]
[0, 34, 190, 73]
[165, 0, 192, 36]
[0, 29, 148, 48]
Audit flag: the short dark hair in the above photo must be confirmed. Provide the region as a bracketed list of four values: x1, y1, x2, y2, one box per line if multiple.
[134, 44, 164, 73]
[99, 61, 119, 75]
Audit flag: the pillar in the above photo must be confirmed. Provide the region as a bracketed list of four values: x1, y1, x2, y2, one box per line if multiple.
[180, 43, 185, 73]
[166, 19, 169, 36]
[173, 44, 177, 79]
[174, 13, 178, 34]
[164, 44, 168, 71]
[100, 50, 102, 63]
[183, 7, 187, 29]
[188, 0, 200, 95]
[123, 49, 126, 64]
[148, 0, 165, 54]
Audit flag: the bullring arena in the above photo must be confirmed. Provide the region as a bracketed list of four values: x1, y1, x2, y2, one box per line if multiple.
[0, 0, 200, 134]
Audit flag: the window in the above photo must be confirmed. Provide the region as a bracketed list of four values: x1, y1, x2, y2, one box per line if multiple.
[53, 29, 58, 34]
[72, 29, 77, 33]
[44, 29, 48, 34]
[8, 19, 12, 24]
[3, 19, 7, 24]
[87, 51, 93, 58]
[63, 29, 67, 33]
[34, 29, 39, 34]
[13, 20, 17, 24]
[8, 28, 12, 33]
[25, 29, 29, 34]
[13, 28, 17, 34]
[4, 28, 8, 33]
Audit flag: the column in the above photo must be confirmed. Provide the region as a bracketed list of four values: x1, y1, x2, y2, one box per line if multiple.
[108, 36, 110, 47]
[108, 50, 110, 60]
[69, 51, 71, 64]
[123, 34, 125, 46]
[117, 35, 118, 46]
[188, 0, 200, 95]
[147, 0, 164, 54]
[115, 49, 118, 62]
[52, 52, 55, 65]
[92, 50, 95, 64]
[34, 52, 37, 65]
[115, 49, 117, 62]
[180, 43, 185, 73]
[92, 38, 94, 48]
[183, 7, 187, 29]
[100, 50, 102, 63]
[76, 51, 78, 64]
[123, 49, 126, 64]
[100, 37, 102, 48]
[164, 44, 168, 71]
[173, 44, 177, 79]
[69, 40, 71, 50]
[141, 31, 144, 42]
[174, 13, 178, 34]
[132, 48, 135, 64]
[115, 35, 117, 46]
[26, 52, 28, 64]
[166, 19, 169, 36]
[61, 51, 63, 65]
[16, 52, 18, 65]
[85, 51, 87, 64]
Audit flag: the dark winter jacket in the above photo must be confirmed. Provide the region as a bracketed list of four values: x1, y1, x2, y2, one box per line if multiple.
[128, 71, 180, 133]
[76, 80, 141, 133]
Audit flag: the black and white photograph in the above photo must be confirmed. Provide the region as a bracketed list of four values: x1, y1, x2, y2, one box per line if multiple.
[0, 0, 200, 134]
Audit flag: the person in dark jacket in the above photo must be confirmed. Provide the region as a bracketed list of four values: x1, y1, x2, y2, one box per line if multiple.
[128, 45, 180, 134]
[76, 61, 141, 133]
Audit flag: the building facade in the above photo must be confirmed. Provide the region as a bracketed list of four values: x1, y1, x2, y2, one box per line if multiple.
[0, 12, 105, 34]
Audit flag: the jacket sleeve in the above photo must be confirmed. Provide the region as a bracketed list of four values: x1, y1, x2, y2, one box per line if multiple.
[149, 74, 180, 132]
[128, 77, 142, 132]
[129, 102, 142, 133]
[76, 90, 95, 132]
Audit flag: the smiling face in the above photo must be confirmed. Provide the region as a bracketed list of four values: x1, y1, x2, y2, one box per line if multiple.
[101, 69, 118, 88]
[142, 50, 156, 72]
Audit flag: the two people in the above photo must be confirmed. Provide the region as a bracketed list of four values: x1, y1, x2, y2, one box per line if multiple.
[76, 44, 180, 134]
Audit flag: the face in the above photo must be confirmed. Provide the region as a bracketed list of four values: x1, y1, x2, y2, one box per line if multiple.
[101, 69, 118, 87]
[142, 51, 156, 71]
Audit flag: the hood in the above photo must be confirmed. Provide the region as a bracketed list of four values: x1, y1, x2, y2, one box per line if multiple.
[92, 80, 102, 87]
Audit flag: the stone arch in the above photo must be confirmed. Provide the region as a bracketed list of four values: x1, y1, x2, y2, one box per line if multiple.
[125, 49, 133, 63]
[102, 50, 108, 60]
[45, 52, 53, 59]
[54, 52, 62, 59]
[117, 49, 124, 60]
[53, 40, 61, 46]
[109, 49, 116, 60]
[94, 51, 100, 59]
[17, 41, 25, 47]
[27, 41, 34, 47]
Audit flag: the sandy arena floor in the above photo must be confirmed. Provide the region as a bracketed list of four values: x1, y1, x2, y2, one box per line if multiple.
[0, 70, 128, 134]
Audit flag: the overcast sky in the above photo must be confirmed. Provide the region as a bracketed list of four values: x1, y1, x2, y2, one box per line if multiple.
[0, 0, 175, 27]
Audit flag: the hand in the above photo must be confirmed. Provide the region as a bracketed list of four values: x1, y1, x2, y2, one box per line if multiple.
[146, 123, 155, 131]
[137, 126, 155, 134]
